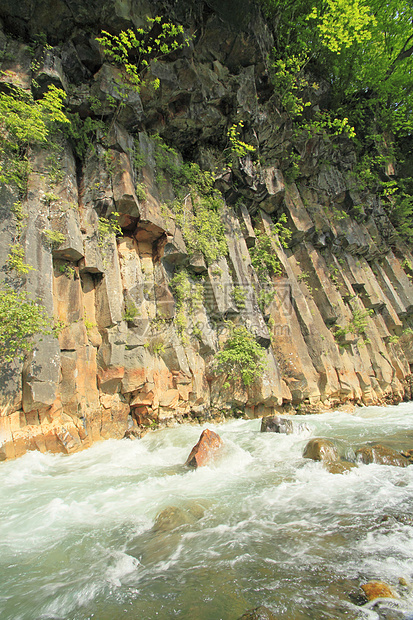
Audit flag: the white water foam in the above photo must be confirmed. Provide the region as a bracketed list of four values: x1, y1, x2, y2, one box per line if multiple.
[1, 404, 412, 620]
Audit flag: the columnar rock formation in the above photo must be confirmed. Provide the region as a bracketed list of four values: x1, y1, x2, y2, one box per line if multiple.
[1, 0, 413, 460]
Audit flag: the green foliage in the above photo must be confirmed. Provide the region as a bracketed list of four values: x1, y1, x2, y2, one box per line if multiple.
[0, 288, 57, 362]
[59, 263, 75, 278]
[215, 324, 267, 386]
[250, 215, 291, 282]
[232, 286, 247, 309]
[307, 0, 375, 55]
[151, 340, 166, 356]
[6, 244, 34, 275]
[170, 269, 205, 343]
[10, 200, 26, 240]
[257, 287, 275, 312]
[182, 196, 228, 265]
[227, 121, 256, 158]
[96, 18, 190, 94]
[84, 318, 97, 333]
[0, 84, 68, 192]
[133, 139, 147, 169]
[269, 54, 314, 118]
[66, 113, 106, 160]
[334, 308, 374, 342]
[123, 300, 139, 321]
[151, 136, 227, 264]
[98, 212, 122, 244]
[43, 229, 65, 248]
[260, 0, 413, 243]
[298, 111, 356, 140]
[135, 182, 147, 201]
[251, 231, 282, 282]
[170, 269, 191, 342]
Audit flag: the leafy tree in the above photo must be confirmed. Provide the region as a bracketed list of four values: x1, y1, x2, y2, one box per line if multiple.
[260, 0, 413, 239]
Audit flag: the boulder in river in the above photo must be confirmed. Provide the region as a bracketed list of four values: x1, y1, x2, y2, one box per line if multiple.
[356, 445, 410, 467]
[261, 415, 308, 434]
[303, 438, 339, 462]
[185, 429, 223, 468]
[238, 606, 278, 620]
[361, 580, 399, 601]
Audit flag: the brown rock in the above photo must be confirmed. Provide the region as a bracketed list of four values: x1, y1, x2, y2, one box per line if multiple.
[401, 449, 413, 463]
[185, 429, 223, 468]
[261, 415, 294, 434]
[303, 438, 339, 462]
[261, 415, 308, 434]
[324, 460, 357, 474]
[238, 606, 278, 620]
[152, 506, 197, 533]
[159, 389, 179, 409]
[361, 581, 399, 601]
[356, 445, 410, 467]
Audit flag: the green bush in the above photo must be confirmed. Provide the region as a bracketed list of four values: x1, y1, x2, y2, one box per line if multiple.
[0, 84, 69, 192]
[215, 324, 267, 386]
[0, 288, 57, 361]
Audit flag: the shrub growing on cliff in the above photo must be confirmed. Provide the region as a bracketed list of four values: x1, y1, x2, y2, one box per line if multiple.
[216, 324, 267, 386]
[0, 84, 69, 192]
[96, 18, 191, 95]
[152, 137, 228, 264]
[0, 288, 57, 362]
[250, 214, 291, 282]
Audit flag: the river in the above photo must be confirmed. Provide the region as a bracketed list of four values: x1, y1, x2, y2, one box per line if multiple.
[1, 403, 413, 620]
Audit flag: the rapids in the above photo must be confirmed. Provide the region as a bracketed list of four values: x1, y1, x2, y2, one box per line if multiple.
[1, 403, 413, 620]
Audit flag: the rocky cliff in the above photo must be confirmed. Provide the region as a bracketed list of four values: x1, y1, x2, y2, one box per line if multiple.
[1, 0, 413, 460]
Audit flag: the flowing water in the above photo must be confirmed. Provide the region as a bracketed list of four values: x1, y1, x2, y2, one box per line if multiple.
[1, 403, 413, 620]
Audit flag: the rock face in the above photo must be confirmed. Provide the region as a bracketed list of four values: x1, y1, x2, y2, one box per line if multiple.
[1, 0, 413, 459]
[185, 429, 223, 468]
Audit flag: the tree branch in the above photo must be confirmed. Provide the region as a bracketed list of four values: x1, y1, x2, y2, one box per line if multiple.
[384, 33, 413, 80]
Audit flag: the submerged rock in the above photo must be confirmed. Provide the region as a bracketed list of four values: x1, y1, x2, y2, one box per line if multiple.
[261, 415, 308, 434]
[356, 445, 410, 467]
[185, 429, 224, 468]
[303, 438, 339, 462]
[361, 581, 399, 601]
[152, 505, 202, 532]
[324, 460, 357, 474]
[238, 606, 278, 620]
[401, 449, 413, 463]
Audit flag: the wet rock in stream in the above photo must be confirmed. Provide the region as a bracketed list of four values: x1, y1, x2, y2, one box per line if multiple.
[185, 428, 224, 467]
[261, 415, 309, 434]
[152, 501, 207, 533]
[303, 438, 357, 473]
[356, 445, 410, 467]
[324, 460, 357, 474]
[361, 580, 400, 601]
[303, 438, 339, 462]
[238, 606, 278, 620]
